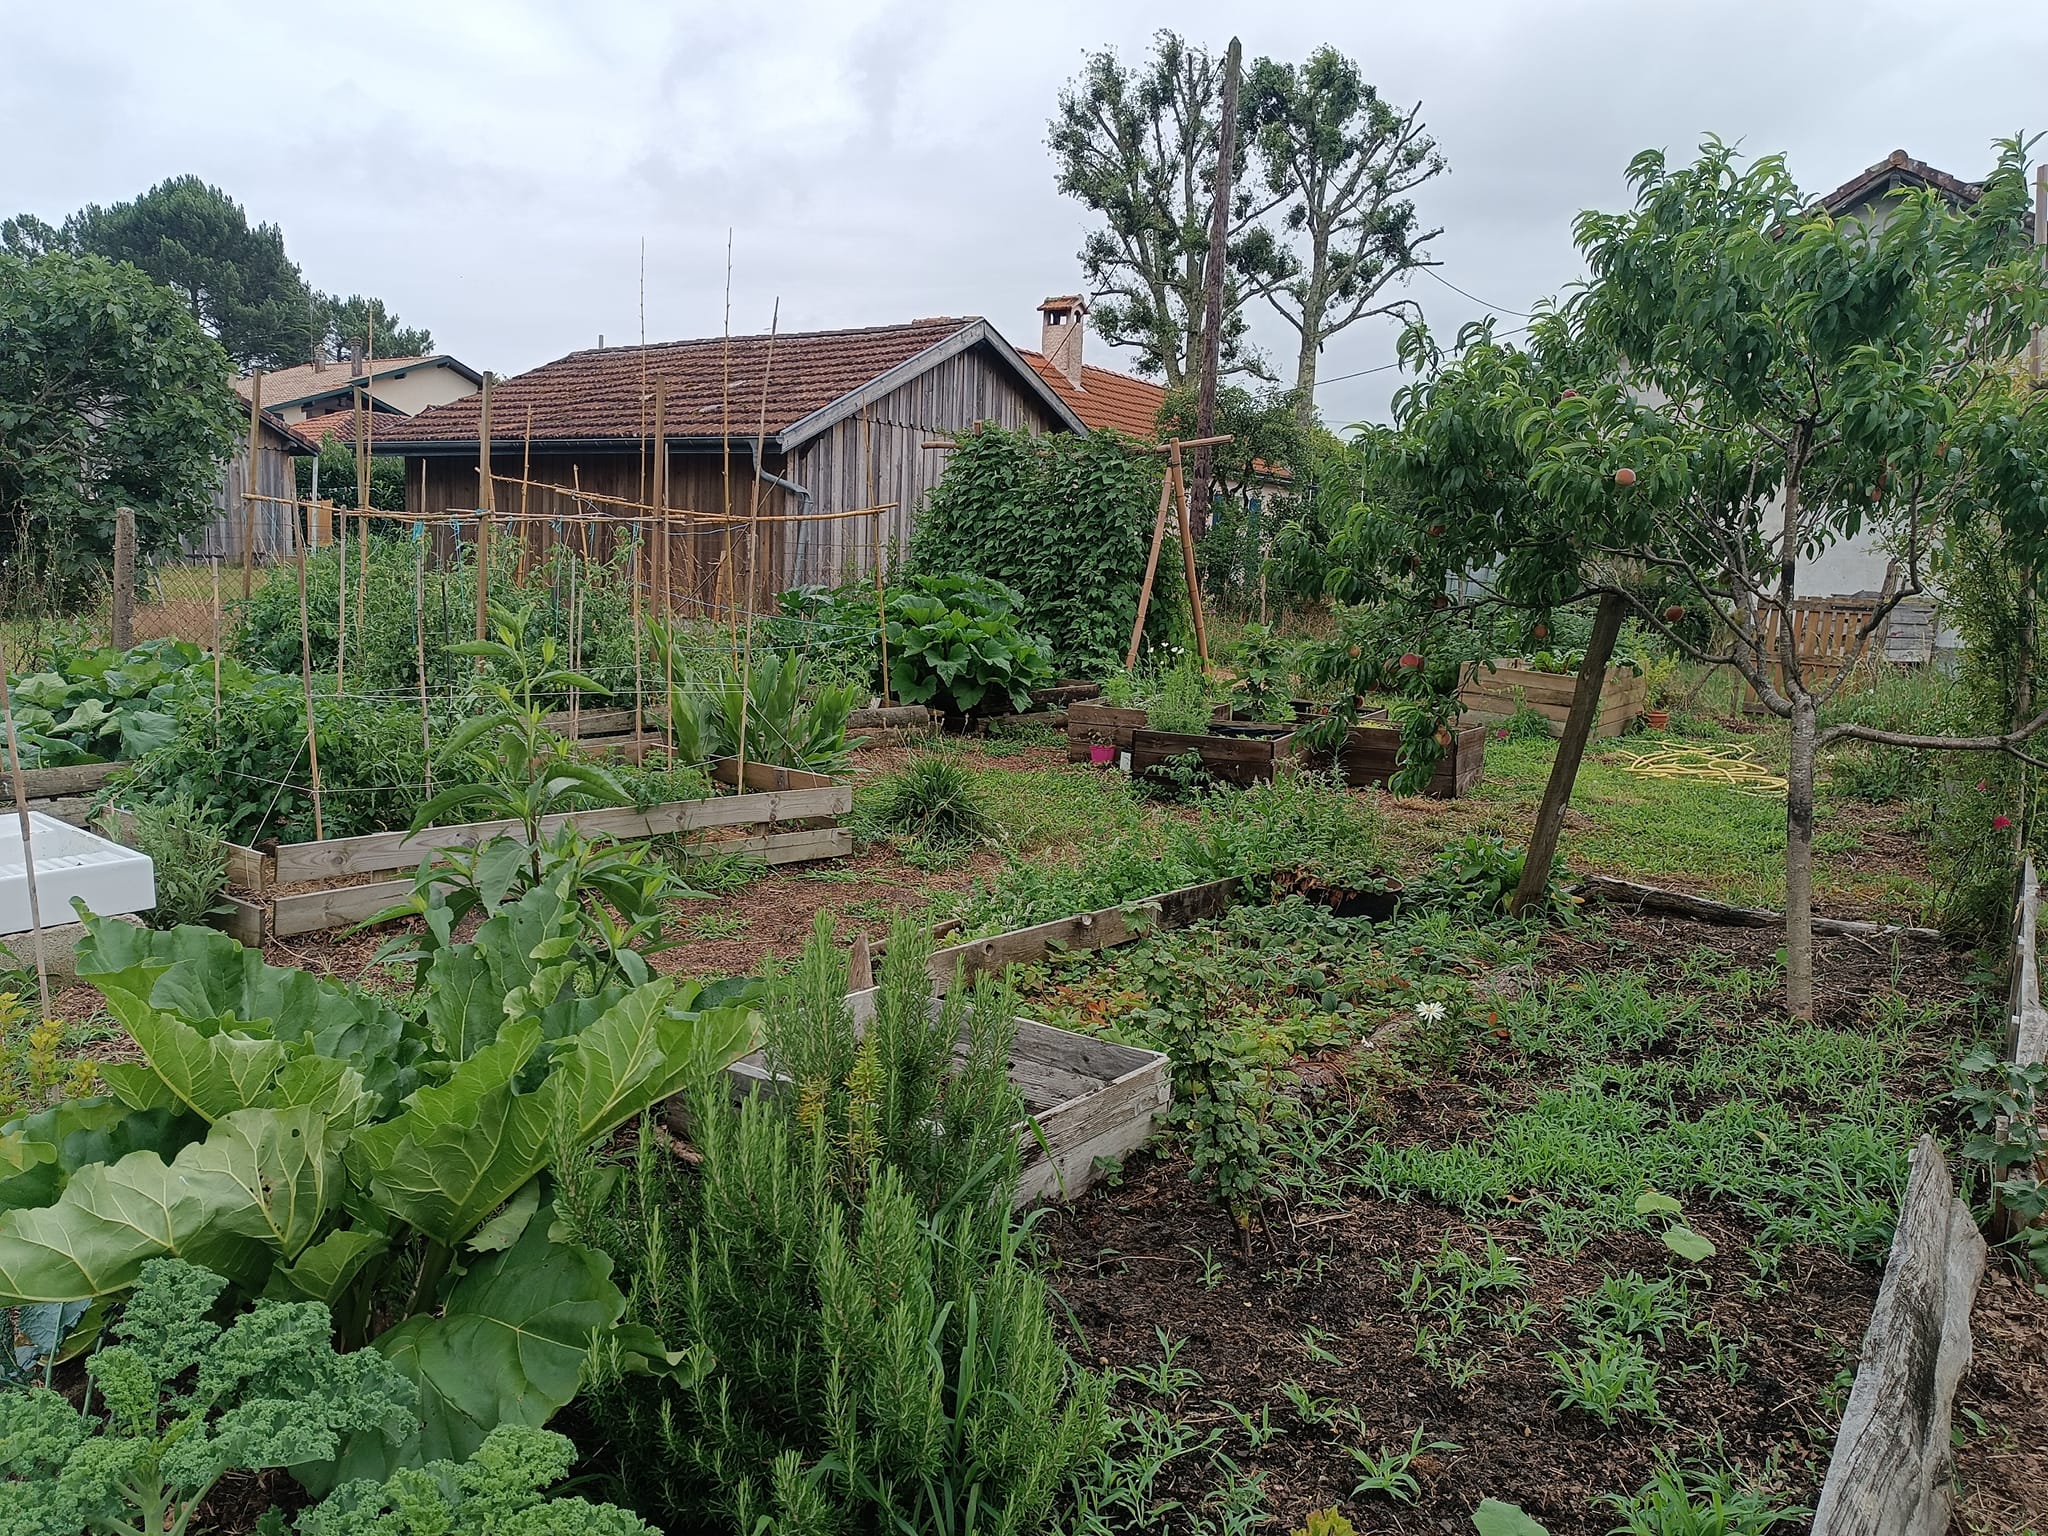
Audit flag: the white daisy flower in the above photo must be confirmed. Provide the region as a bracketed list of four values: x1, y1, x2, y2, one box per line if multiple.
[1415, 1001, 1448, 1024]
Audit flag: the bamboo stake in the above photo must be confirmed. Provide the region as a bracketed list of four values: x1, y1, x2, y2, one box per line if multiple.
[1171, 444, 1210, 664]
[631, 508, 644, 747]
[516, 404, 534, 585]
[737, 300, 780, 787]
[568, 527, 581, 742]
[357, 333, 375, 655]
[415, 529, 431, 797]
[1127, 456, 1177, 669]
[293, 538, 325, 841]
[654, 380, 676, 753]
[335, 421, 348, 701]
[0, 642, 52, 1022]
[475, 374, 493, 648]
[210, 557, 222, 725]
[720, 230, 734, 644]
[865, 406, 889, 707]
[242, 373, 262, 599]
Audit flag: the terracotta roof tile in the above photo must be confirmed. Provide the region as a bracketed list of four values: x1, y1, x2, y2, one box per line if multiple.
[374, 319, 977, 449]
[233, 355, 477, 411]
[1016, 350, 1166, 439]
[289, 408, 414, 450]
[1817, 149, 1981, 216]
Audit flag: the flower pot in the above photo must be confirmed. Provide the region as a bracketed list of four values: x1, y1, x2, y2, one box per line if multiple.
[1088, 743, 1115, 765]
[1643, 708, 1670, 730]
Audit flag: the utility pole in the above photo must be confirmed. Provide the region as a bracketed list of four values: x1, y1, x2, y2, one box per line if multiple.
[1190, 36, 1242, 552]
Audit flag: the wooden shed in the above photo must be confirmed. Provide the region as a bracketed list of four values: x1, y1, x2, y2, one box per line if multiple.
[186, 409, 305, 560]
[369, 317, 1087, 606]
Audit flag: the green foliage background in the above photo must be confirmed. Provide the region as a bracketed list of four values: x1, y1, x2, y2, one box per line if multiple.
[912, 425, 1166, 676]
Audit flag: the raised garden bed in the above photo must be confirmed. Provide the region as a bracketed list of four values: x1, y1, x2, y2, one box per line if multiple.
[1066, 699, 1153, 761]
[1460, 658, 1646, 738]
[722, 992, 1172, 1208]
[1311, 721, 1487, 799]
[1128, 722, 1299, 786]
[173, 756, 852, 945]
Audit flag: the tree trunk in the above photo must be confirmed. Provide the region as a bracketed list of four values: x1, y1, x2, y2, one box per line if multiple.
[1190, 37, 1242, 538]
[1785, 696, 1819, 1018]
[1511, 590, 1627, 915]
[1292, 323, 1321, 432]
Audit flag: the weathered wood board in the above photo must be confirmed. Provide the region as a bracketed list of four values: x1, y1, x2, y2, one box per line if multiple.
[1066, 700, 1153, 758]
[1459, 660, 1647, 739]
[724, 986, 1173, 1207]
[1128, 725, 1298, 786]
[915, 876, 1244, 993]
[1811, 1136, 1985, 1536]
[1313, 723, 1485, 799]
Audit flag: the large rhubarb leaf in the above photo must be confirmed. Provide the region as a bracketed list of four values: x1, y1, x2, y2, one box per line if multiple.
[0, 1106, 329, 1301]
[345, 1022, 550, 1249]
[94, 980, 289, 1122]
[338, 1216, 626, 1483]
[349, 984, 755, 1249]
[269, 1228, 389, 1306]
[422, 874, 577, 1061]
[74, 915, 415, 1108]
[0, 1100, 200, 1213]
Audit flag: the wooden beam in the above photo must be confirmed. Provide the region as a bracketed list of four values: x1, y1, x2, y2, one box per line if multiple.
[1578, 875, 1947, 942]
[1811, 1137, 1983, 1536]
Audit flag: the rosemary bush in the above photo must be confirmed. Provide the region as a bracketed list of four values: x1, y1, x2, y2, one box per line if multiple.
[571, 915, 1107, 1533]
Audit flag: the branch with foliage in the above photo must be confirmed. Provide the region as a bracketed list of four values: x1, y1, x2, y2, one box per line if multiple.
[0, 250, 239, 609]
[1236, 46, 1446, 426]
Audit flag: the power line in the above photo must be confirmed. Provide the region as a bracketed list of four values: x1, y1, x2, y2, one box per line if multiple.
[1419, 265, 1534, 317]
[1313, 318, 1533, 390]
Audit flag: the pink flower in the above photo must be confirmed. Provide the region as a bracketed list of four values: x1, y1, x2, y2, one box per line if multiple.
[1977, 779, 1989, 792]
[1993, 815, 2013, 831]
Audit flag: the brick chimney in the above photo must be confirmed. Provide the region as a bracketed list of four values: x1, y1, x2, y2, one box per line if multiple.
[349, 343, 364, 378]
[1039, 296, 1087, 388]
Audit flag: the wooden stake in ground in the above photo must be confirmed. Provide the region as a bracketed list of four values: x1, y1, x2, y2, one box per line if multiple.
[865, 406, 890, 706]
[414, 530, 431, 797]
[1170, 443, 1210, 664]
[737, 300, 782, 786]
[1189, 36, 1242, 536]
[1509, 589, 1627, 915]
[1127, 456, 1178, 670]
[293, 537, 326, 841]
[475, 374, 494, 647]
[0, 641, 53, 1022]
[242, 373, 262, 600]
[210, 556, 222, 724]
[110, 507, 135, 650]
[516, 404, 534, 585]
[654, 381, 675, 752]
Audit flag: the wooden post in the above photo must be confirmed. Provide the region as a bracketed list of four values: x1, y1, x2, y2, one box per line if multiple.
[866, 406, 890, 706]
[516, 404, 534, 585]
[1509, 589, 1627, 914]
[415, 530, 432, 797]
[630, 509, 645, 746]
[110, 507, 135, 650]
[1126, 460, 1177, 669]
[2031, 162, 2046, 382]
[242, 373, 262, 600]
[1190, 36, 1242, 535]
[210, 557, 222, 725]
[651, 379, 669, 610]
[355, 384, 371, 653]
[475, 374, 494, 647]
[1171, 444, 1210, 664]
[294, 538, 326, 841]
[0, 642, 52, 1022]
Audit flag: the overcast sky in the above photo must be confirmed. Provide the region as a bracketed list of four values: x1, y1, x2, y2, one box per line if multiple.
[7, 0, 2047, 426]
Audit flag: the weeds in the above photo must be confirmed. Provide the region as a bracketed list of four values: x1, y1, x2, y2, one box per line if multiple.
[1547, 1331, 1665, 1425]
[1348, 1427, 1459, 1504]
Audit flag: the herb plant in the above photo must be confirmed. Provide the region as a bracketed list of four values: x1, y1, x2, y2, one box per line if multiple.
[659, 635, 858, 775]
[104, 793, 229, 929]
[1144, 659, 1216, 736]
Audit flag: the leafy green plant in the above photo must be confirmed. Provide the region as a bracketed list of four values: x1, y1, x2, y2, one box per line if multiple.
[0, 1258, 415, 1535]
[297, 1424, 658, 1536]
[1228, 623, 1299, 722]
[105, 793, 230, 929]
[659, 634, 858, 775]
[1471, 1501, 1551, 1536]
[414, 602, 628, 875]
[1635, 1190, 1719, 1264]
[1951, 1047, 2048, 1272]
[4, 639, 203, 767]
[1348, 1427, 1459, 1504]
[1601, 1455, 1808, 1535]
[0, 895, 756, 1484]
[1546, 1331, 1664, 1425]
[1145, 659, 1217, 736]
[576, 915, 1107, 1532]
[883, 574, 1055, 715]
[1567, 1271, 1690, 1346]
[911, 424, 1167, 674]
[1292, 1509, 1360, 1536]
[1413, 833, 1563, 915]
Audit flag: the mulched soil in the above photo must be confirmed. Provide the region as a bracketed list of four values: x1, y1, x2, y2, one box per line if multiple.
[1035, 913, 2047, 1535]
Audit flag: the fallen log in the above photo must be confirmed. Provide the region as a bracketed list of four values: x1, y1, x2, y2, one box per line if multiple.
[1577, 875, 1947, 943]
[846, 705, 933, 731]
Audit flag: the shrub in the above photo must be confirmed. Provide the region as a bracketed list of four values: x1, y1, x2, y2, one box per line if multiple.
[912, 424, 1165, 673]
[574, 916, 1108, 1532]
[4, 639, 205, 767]
[884, 574, 1055, 715]
[109, 792, 230, 928]
[1145, 659, 1218, 735]
[662, 638, 857, 775]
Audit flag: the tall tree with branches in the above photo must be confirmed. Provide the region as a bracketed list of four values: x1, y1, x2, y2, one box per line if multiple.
[1049, 31, 1275, 386]
[1236, 47, 1446, 429]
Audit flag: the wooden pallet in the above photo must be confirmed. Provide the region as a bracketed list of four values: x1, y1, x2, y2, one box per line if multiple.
[1458, 659, 1646, 739]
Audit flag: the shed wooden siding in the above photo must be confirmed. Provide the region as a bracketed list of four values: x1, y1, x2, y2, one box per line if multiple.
[406, 339, 1061, 601]
[189, 434, 302, 559]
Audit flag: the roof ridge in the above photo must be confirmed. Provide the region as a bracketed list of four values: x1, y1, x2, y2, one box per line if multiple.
[554, 316, 977, 364]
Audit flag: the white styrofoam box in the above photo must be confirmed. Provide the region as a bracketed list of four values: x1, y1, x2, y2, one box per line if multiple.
[0, 812, 155, 934]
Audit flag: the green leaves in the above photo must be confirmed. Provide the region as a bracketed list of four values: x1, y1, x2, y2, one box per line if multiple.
[1635, 1189, 1718, 1264]
[346, 1218, 625, 1479]
[1471, 1498, 1551, 1536]
[0, 1108, 322, 1301]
